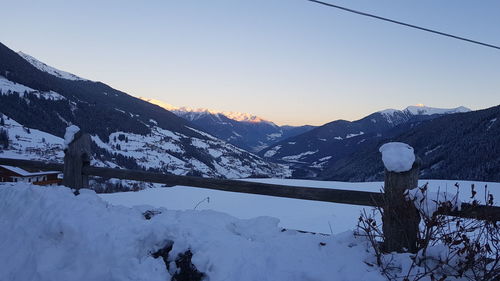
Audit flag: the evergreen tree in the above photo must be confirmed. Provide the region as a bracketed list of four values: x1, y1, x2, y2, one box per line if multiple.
[0, 129, 9, 149]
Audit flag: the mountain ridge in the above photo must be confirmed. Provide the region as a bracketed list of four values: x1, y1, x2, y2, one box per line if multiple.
[320, 104, 500, 182]
[141, 97, 316, 152]
[17, 51, 87, 81]
[141, 98, 275, 124]
[259, 105, 472, 178]
[0, 42, 288, 179]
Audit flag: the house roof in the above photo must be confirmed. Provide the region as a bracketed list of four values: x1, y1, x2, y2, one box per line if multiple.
[0, 165, 60, 177]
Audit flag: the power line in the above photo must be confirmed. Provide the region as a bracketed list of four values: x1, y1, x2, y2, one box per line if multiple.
[307, 0, 500, 51]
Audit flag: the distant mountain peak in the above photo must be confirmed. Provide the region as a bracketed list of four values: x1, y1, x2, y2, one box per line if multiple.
[377, 105, 471, 126]
[379, 105, 471, 116]
[141, 97, 273, 124]
[404, 105, 470, 115]
[17, 51, 87, 81]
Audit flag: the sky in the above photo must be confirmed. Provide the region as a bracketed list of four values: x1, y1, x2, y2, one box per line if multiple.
[1, 0, 500, 126]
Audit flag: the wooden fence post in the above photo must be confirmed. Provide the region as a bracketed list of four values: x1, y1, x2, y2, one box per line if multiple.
[63, 131, 91, 194]
[382, 159, 421, 253]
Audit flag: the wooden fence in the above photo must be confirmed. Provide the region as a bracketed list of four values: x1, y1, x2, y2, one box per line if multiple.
[0, 132, 499, 253]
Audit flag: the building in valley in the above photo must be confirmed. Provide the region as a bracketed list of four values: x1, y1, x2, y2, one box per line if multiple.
[0, 165, 62, 186]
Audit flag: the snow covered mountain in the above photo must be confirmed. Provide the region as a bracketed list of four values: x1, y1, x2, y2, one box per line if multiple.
[17, 51, 87, 81]
[321, 104, 500, 182]
[141, 98, 315, 152]
[0, 42, 288, 179]
[379, 105, 470, 125]
[259, 105, 471, 178]
[141, 98, 272, 123]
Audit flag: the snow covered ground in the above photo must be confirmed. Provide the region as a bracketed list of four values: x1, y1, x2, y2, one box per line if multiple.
[1, 179, 498, 281]
[0, 113, 64, 161]
[0, 183, 386, 281]
[101, 178, 500, 234]
[0, 76, 65, 100]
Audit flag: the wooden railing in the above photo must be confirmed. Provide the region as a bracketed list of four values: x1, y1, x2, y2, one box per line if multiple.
[0, 156, 384, 207]
[0, 131, 499, 253]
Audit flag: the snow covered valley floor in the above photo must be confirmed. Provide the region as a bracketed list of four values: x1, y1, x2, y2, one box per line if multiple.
[0, 179, 498, 281]
[100, 178, 500, 235]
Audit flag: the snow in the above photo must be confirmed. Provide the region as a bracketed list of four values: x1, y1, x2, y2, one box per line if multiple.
[0, 114, 64, 161]
[379, 142, 415, 172]
[0, 76, 34, 94]
[281, 150, 318, 162]
[424, 145, 442, 156]
[18, 51, 87, 81]
[92, 127, 289, 179]
[231, 130, 242, 138]
[378, 105, 471, 125]
[0, 184, 168, 281]
[378, 108, 399, 115]
[114, 108, 127, 114]
[191, 138, 210, 149]
[404, 105, 470, 115]
[266, 132, 282, 140]
[0, 76, 65, 100]
[0, 115, 288, 179]
[141, 97, 275, 124]
[0, 165, 59, 177]
[345, 131, 364, 139]
[63, 125, 80, 149]
[208, 148, 223, 158]
[406, 188, 461, 217]
[0, 183, 386, 281]
[1, 179, 499, 280]
[487, 118, 497, 130]
[379, 105, 470, 121]
[310, 158, 331, 168]
[263, 145, 281, 158]
[318, 156, 332, 162]
[100, 178, 499, 235]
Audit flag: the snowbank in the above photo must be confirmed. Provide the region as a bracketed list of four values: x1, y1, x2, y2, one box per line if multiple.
[0, 183, 384, 281]
[379, 142, 415, 172]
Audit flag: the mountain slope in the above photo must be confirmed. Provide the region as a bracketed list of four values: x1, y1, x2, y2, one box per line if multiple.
[17, 52, 87, 81]
[259, 105, 470, 177]
[0, 42, 288, 178]
[320, 105, 500, 182]
[141, 98, 315, 152]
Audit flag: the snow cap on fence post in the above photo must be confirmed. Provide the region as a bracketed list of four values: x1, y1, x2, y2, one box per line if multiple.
[64, 125, 81, 150]
[379, 142, 415, 173]
[380, 142, 420, 253]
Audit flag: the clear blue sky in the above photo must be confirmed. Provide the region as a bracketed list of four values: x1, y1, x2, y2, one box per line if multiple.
[2, 0, 499, 125]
